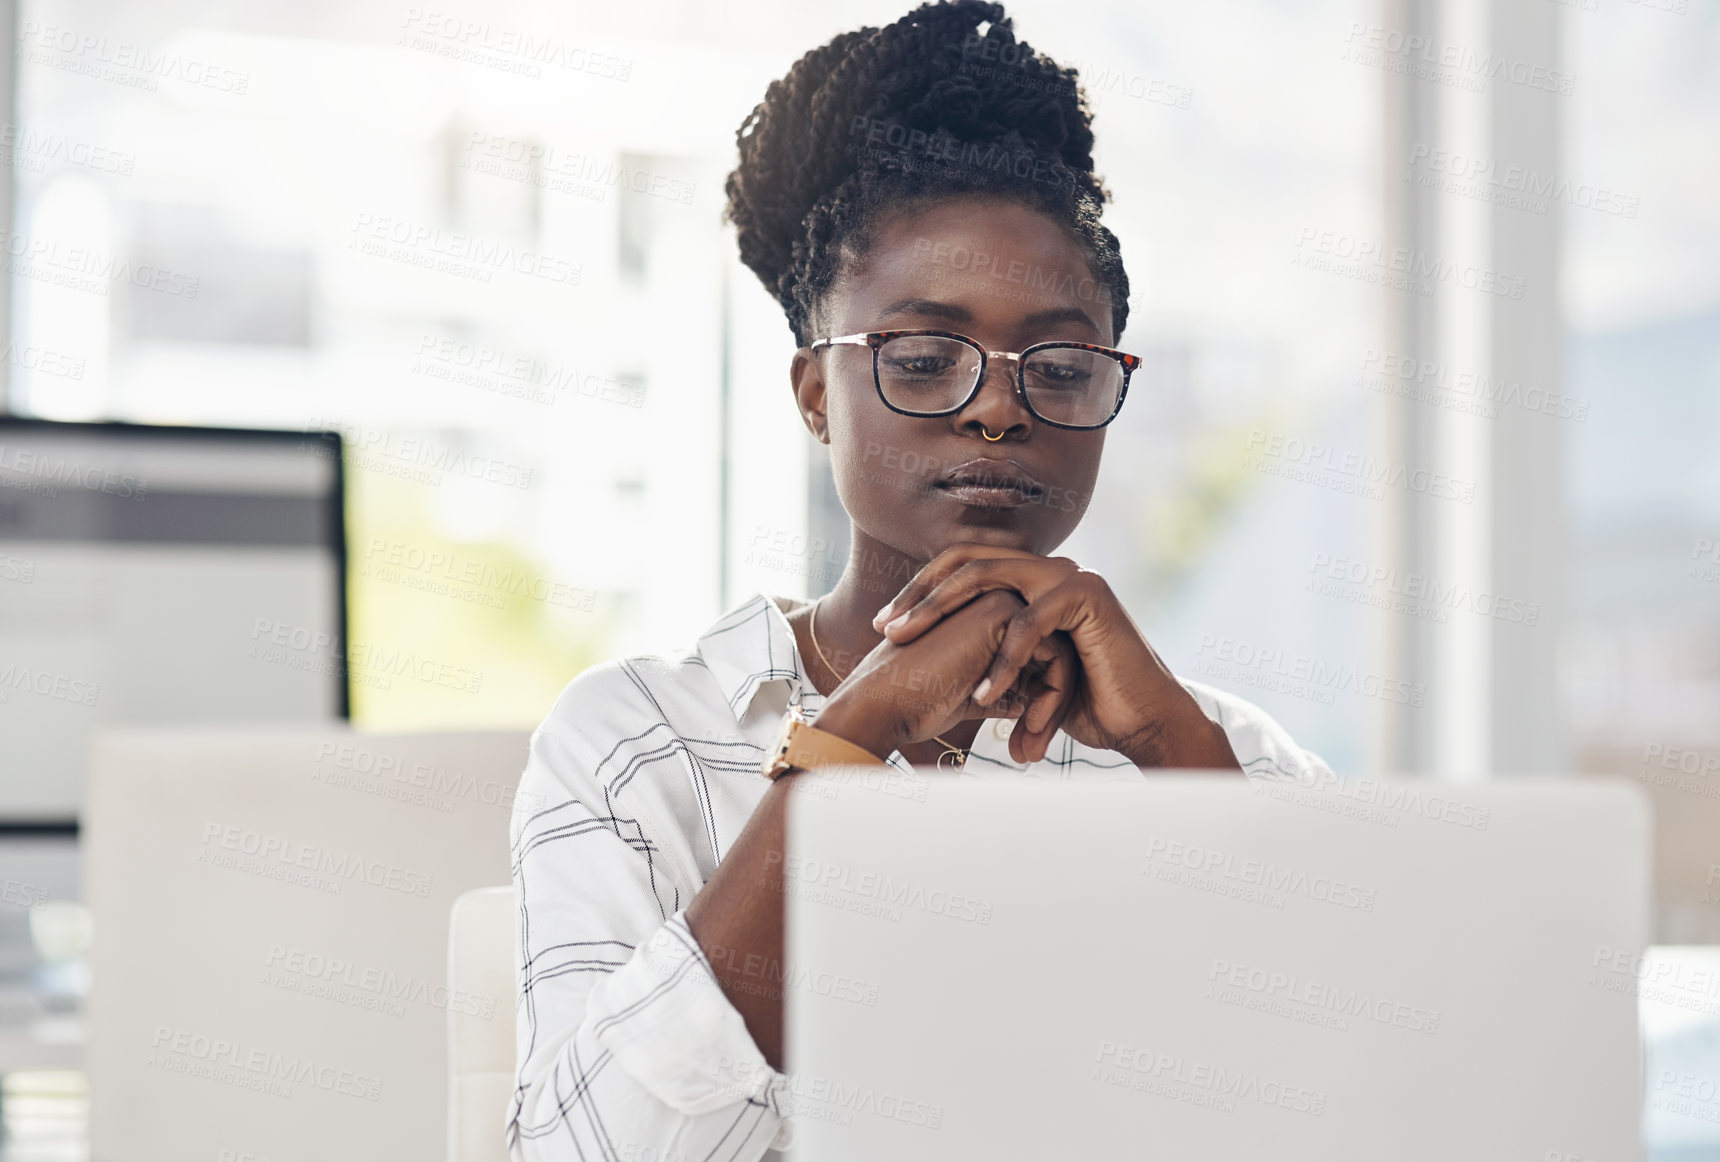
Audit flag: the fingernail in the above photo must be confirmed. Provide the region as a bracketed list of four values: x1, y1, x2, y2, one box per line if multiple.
[974, 678, 992, 703]
[871, 605, 892, 629]
[884, 612, 909, 632]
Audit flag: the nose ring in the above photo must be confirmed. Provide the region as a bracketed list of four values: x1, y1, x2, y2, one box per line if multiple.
[981, 426, 1004, 442]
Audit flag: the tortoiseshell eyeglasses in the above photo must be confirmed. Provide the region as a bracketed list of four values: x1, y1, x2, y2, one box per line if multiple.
[808, 328, 1139, 430]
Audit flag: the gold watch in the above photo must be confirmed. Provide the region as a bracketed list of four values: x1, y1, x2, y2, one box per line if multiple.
[761, 707, 888, 780]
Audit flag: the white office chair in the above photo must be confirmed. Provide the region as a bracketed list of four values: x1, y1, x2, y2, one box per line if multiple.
[448, 886, 517, 1162]
[85, 726, 527, 1162]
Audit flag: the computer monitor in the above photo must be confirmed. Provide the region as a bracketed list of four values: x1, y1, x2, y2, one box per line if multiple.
[0, 418, 347, 824]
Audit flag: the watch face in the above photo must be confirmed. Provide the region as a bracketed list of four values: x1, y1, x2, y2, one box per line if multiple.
[762, 713, 800, 779]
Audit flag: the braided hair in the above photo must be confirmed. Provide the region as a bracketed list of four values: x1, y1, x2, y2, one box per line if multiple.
[722, 0, 1130, 349]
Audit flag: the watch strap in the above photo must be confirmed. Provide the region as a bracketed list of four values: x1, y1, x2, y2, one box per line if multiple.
[764, 714, 888, 779]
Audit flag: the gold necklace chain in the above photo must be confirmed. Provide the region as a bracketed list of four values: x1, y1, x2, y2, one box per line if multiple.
[808, 596, 968, 770]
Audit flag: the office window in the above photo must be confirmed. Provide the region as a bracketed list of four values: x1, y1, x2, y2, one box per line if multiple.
[7, 0, 1378, 761]
[1560, 1, 1720, 941]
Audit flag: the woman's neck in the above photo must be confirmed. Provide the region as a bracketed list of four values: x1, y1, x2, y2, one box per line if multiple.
[794, 527, 985, 757]
[808, 526, 915, 674]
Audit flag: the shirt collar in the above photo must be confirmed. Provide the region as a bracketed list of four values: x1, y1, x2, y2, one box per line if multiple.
[696, 593, 810, 725]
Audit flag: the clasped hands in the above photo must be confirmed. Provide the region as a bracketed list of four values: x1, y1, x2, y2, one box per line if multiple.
[819, 544, 1242, 771]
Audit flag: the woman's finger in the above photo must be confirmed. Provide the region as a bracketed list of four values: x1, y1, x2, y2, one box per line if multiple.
[1022, 632, 1075, 736]
[1011, 685, 1073, 764]
[947, 635, 1061, 729]
[880, 555, 1076, 644]
[973, 593, 1076, 707]
[880, 560, 1013, 641]
[873, 544, 1054, 631]
[870, 544, 988, 630]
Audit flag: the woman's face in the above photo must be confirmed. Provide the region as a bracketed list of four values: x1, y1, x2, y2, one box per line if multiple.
[791, 196, 1114, 565]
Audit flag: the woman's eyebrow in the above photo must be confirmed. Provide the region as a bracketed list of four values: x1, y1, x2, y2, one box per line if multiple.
[876, 296, 970, 322]
[876, 298, 1101, 336]
[1019, 305, 1100, 335]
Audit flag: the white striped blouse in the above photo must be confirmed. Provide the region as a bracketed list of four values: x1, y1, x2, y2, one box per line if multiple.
[506, 591, 1335, 1161]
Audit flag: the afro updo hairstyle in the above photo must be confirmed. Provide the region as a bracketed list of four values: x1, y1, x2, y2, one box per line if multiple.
[721, 0, 1130, 350]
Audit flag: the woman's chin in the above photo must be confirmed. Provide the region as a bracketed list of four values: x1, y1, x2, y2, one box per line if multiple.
[929, 517, 1042, 553]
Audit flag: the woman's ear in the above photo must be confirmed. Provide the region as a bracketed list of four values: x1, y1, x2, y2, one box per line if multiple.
[789, 348, 832, 444]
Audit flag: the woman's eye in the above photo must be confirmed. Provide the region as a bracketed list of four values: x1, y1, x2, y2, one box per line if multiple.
[1030, 364, 1091, 388]
[888, 357, 955, 376]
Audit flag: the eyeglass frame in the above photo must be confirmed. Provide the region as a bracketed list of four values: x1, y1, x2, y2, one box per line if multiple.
[806, 328, 1141, 431]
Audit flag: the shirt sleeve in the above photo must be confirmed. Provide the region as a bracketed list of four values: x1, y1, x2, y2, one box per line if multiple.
[1177, 675, 1340, 785]
[507, 691, 791, 1161]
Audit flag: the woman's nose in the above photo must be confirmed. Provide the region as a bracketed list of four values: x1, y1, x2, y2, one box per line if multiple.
[957, 354, 1033, 435]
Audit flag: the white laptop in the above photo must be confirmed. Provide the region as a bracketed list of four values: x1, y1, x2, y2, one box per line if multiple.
[777, 771, 1650, 1161]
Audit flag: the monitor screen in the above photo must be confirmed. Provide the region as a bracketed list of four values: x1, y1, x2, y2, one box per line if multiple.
[0, 419, 347, 823]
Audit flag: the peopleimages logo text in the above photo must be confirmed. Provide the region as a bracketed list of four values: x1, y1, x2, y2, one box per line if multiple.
[1245, 429, 1475, 503]
[764, 849, 993, 925]
[1209, 957, 1442, 1034]
[1293, 226, 1525, 299]
[1143, 836, 1377, 911]
[198, 822, 434, 897]
[0, 442, 147, 498]
[1094, 1040, 1327, 1115]
[265, 944, 495, 1018]
[1341, 23, 1575, 94]
[348, 213, 582, 286]
[1307, 551, 1540, 627]
[1357, 348, 1588, 422]
[1248, 764, 1491, 830]
[1195, 633, 1426, 708]
[149, 1026, 381, 1101]
[17, 21, 250, 93]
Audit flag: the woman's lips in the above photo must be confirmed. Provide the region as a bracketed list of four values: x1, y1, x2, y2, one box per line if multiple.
[933, 458, 1045, 509]
[934, 481, 1036, 508]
